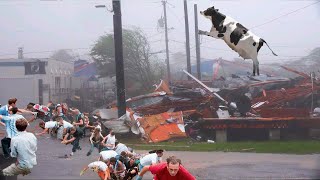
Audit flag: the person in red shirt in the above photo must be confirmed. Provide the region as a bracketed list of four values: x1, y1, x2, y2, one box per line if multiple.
[136, 156, 196, 180]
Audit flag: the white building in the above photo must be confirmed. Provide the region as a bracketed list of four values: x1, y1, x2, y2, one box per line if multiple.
[0, 57, 76, 106]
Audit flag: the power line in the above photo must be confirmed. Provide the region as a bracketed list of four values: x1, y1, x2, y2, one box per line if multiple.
[167, 5, 184, 26]
[0, 48, 90, 57]
[147, 31, 164, 39]
[251, 0, 320, 29]
[149, 39, 162, 43]
[171, 39, 310, 58]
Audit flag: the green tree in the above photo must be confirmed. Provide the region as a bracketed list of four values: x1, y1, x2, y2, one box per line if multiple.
[90, 28, 165, 97]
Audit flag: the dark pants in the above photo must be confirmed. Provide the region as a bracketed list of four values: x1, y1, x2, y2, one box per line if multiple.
[1, 137, 11, 157]
[71, 137, 81, 153]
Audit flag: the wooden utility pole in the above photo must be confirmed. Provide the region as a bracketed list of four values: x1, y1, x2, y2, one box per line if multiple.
[194, 4, 201, 80]
[184, 0, 191, 80]
[162, 0, 171, 83]
[113, 0, 126, 117]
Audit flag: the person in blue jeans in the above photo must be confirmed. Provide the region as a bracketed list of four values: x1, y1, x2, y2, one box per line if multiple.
[87, 127, 103, 156]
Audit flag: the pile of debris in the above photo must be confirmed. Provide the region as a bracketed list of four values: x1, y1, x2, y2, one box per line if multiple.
[93, 66, 320, 143]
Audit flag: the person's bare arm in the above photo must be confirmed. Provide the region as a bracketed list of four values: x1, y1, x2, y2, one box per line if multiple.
[36, 128, 49, 136]
[138, 165, 150, 178]
[73, 119, 83, 126]
[89, 133, 94, 144]
[80, 166, 89, 176]
[18, 108, 33, 114]
[115, 161, 126, 174]
[62, 133, 70, 143]
[62, 137, 75, 144]
[0, 115, 5, 126]
[27, 113, 37, 123]
[103, 143, 114, 148]
[101, 136, 108, 147]
[0, 115, 6, 126]
[46, 102, 53, 107]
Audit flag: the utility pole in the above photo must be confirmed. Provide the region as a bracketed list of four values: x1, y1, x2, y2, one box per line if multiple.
[184, 0, 191, 80]
[113, 0, 126, 117]
[194, 4, 201, 80]
[162, 0, 171, 84]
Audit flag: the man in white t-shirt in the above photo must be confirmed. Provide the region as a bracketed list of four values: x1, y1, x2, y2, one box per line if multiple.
[99, 150, 118, 163]
[138, 149, 163, 171]
[80, 161, 110, 180]
[36, 120, 58, 136]
[36, 118, 73, 137]
[56, 116, 73, 140]
[101, 130, 115, 151]
[114, 141, 129, 155]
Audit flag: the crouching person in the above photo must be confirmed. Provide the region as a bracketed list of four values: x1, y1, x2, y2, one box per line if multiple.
[61, 126, 83, 157]
[80, 161, 110, 180]
[1, 118, 37, 176]
[123, 157, 139, 180]
[109, 157, 126, 180]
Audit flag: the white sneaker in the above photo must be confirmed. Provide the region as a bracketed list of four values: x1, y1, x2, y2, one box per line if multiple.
[70, 152, 74, 156]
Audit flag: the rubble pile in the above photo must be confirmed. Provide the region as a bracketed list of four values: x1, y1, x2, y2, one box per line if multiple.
[95, 66, 320, 143]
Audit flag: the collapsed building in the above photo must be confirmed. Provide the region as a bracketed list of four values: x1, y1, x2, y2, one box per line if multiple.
[93, 65, 320, 143]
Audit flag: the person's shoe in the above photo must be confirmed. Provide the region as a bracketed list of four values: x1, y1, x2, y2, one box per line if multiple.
[77, 146, 82, 150]
[86, 152, 91, 156]
[70, 152, 74, 156]
[3, 154, 10, 159]
[64, 154, 68, 158]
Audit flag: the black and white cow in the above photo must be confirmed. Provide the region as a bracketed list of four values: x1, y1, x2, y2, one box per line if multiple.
[199, 6, 278, 76]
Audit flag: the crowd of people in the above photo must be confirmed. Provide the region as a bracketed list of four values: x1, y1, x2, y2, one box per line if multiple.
[0, 97, 196, 180]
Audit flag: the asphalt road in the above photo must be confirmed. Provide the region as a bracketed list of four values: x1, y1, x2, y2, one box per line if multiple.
[1, 125, 320, 180]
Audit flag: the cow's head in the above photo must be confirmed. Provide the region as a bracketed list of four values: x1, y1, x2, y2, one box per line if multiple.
[200, 6, 219, 20]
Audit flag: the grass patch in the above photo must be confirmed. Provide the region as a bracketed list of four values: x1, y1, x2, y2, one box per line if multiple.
[119, 138, 320, 154]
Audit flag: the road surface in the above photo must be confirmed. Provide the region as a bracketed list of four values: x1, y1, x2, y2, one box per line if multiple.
[0, 125, 319, 179]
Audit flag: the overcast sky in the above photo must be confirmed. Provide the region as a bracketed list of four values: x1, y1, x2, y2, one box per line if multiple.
[0, 0, 319, 65]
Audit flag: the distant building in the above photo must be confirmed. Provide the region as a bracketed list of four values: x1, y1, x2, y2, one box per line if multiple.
[0, 55, 75, 106]
[190, 58, 279, 80]
[73, 59, 115, 110]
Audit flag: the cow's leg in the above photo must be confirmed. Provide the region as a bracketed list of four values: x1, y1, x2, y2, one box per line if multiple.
[252, 60, 256, 76]
[199, 30, 210, 35]
[199, 30, 220, 39]
[252, 59, 259, 76]
[257, 60, 260, 76]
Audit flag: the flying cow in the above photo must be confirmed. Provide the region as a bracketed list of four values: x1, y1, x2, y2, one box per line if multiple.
[199, 6, 278, 76]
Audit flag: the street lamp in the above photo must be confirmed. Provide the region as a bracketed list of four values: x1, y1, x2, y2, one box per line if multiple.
[95, 5, 106, 8]
[96, 0, 126, 118]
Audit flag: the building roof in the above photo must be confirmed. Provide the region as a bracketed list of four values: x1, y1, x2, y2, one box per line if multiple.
[73, 60, 97, 78]
[0, 58, 49, 67]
